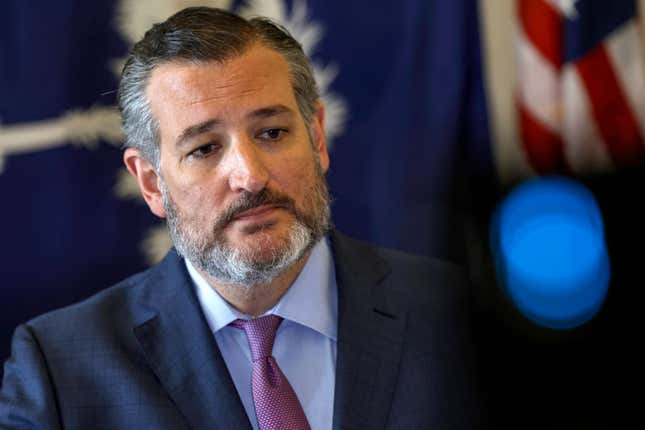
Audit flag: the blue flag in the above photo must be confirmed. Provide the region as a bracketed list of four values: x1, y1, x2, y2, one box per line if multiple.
[0, 0, 493, 361]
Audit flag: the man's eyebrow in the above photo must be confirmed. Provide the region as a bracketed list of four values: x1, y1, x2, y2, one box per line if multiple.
[175, 119, 221, 148]
[247, 104, 295, 120]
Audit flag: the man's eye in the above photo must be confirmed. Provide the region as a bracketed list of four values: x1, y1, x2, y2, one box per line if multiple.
[189, 143, 219, 158]
[257, 128, 287, 141]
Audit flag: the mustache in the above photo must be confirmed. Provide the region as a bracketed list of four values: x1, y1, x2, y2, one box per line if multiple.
[213, 188, 297, 231]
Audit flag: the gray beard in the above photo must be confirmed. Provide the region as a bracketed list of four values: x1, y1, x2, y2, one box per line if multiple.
[159, 167, 330, 287]
[170, 204, 314, 286]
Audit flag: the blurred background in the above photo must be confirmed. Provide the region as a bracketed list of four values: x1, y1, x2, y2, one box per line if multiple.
[1, 0, 644, 427]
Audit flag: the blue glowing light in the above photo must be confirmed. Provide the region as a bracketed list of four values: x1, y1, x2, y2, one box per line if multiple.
[491, 177, 610, 329]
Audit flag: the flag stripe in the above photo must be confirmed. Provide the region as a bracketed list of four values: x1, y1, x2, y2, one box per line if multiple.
[604, 21, 645, 138]
[576, 43, 645, 165]
[516, 27, 561, 132]
[518, 0, 563, 68]
[519, 101, 569, 173]
[561, 66, 614, 172]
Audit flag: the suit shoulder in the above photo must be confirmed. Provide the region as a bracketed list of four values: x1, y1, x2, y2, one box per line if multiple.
[331, 232, 469, 304]
[332, 231, 462, 269]
[377, 245, 465, 279]
[25, 264, 161, 339]
[379, 246, 469, 303]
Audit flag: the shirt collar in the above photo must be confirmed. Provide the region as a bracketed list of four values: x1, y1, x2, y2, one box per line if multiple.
[186, 238, 337, 341]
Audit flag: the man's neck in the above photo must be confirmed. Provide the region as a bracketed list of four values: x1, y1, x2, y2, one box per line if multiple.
[195, 253, 310, 317]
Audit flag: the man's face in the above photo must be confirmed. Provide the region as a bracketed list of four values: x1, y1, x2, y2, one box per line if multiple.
[144, 45, 330, 286]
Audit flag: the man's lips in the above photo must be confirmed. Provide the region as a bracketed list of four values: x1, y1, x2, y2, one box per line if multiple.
[232, 204, 283, 221]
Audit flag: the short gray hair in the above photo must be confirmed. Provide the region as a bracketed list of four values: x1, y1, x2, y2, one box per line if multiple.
[117, 7, 320, 168]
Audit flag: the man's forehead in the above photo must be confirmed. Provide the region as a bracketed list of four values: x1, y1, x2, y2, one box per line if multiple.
[146, 45, 293, 107]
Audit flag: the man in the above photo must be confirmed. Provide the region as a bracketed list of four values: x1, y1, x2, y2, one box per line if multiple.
[0, 7, 479, 429]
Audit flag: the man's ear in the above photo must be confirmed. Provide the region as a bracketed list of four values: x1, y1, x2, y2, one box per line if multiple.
[311, 100, 329, 173]
[123, 148, 167, 218]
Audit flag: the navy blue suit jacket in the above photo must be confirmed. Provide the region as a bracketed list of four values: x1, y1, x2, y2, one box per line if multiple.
[0, 232, 480, 429]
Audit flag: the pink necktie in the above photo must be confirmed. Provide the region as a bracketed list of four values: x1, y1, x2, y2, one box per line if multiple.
[230, 315, 311, 430]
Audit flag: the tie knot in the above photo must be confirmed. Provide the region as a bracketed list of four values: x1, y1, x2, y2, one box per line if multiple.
[230, 314, 283, 361]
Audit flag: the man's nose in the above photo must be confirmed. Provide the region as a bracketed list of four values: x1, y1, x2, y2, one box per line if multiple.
[226, 137, 269, 193]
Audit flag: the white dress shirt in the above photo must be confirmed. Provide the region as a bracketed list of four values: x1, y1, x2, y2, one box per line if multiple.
[186, 238, 338, 430]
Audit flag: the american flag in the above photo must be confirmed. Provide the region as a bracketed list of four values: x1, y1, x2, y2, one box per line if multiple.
[516, 0, 645, 174]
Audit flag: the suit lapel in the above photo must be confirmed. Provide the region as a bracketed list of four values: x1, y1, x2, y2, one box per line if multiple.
[132, 251, 251, 430]
[330, 232, 407, 430]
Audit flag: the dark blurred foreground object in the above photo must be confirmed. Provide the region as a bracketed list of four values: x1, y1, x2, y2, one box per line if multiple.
[468, 168, 644, 429]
